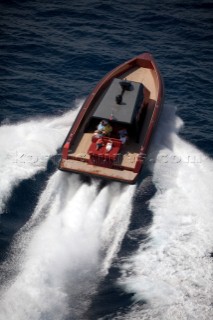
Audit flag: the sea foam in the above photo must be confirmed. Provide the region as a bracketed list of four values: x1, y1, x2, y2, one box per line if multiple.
[118, 104, 213, 320]
[0, 103, 81, 213]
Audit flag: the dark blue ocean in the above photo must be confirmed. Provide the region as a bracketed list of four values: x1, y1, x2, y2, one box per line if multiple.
[0, 1, 213, 319]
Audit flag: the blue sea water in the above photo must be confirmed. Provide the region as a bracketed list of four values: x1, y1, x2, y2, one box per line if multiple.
[0, 1, 213, 319]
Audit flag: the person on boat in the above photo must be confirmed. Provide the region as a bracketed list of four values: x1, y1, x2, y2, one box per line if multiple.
[97, 120, 107, 132]
[102, 121, 113, 136]
[120, 134, 128, 144]
[105, 140, 113, 152]
[96, 137, 104, 150]
[96, 120, 112, 136]
[118, 128, 128, 136]
[118, 128, 128, 144]
[93, 130, 103, 139]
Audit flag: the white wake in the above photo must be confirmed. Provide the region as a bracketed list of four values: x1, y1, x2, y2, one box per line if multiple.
[117, 105, 213, 320]
[0, 102, 136, 319]
[0, 103, 80, 213]
[0, 171, 135, 320]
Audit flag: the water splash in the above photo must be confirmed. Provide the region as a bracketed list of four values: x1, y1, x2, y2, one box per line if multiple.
[0, 103, 81, 213]
[0, 173, 135, 320]
[118, 104, 213, 320]
[100, 183, 135, 275]
[0, 97, 137, 319]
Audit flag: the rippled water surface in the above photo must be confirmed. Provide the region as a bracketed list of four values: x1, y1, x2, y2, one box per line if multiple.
[0, 1, 213, 319]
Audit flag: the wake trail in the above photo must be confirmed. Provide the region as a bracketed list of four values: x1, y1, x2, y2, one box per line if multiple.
[117, 104, 213, 320]
[0, 99, 136, 319]
[0, 171, 135, 320]
[0, 102, 81, 213]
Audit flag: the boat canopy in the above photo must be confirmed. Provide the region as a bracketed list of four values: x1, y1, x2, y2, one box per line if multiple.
[93, 78, 143, 124]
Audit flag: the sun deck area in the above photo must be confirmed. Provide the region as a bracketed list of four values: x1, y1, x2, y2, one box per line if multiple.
[122, 66, 158, 101]
[60, 157, 138, 183]
[67, 132, 141, 170]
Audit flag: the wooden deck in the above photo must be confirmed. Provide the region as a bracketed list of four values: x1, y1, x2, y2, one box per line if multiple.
[69, 133, 92, 160]
[122, 67, 158, 101]
[60, 158, 138, 183]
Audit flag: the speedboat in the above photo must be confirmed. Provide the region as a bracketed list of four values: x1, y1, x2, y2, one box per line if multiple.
[59, 53, 164, 184]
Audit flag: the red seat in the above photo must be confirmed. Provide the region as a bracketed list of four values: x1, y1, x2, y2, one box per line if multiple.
[88, 137, 122, 167]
